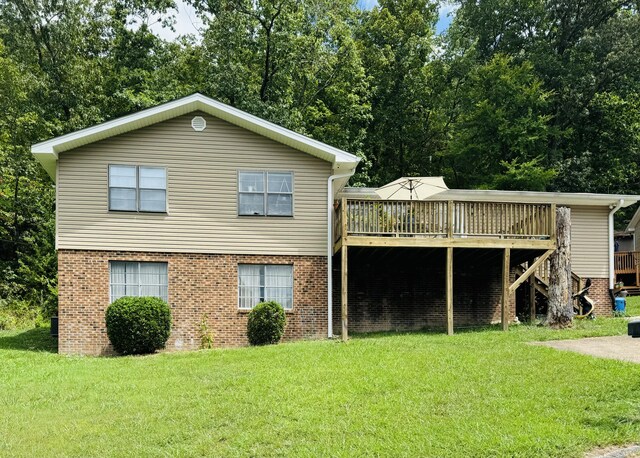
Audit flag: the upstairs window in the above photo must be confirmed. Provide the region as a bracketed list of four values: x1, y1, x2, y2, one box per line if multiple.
[238, 171, 293, 216]
[109, 165, 167, 212]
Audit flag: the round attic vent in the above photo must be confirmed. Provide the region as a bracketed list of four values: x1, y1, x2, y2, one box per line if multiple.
[191, 116, 206, 132]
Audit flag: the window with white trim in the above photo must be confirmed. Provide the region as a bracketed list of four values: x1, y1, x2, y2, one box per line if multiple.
[238, 171, 293, 216]
[238, 264, 293, 310]
[109, 165, 167, 212]
[110, 261, 168, 303]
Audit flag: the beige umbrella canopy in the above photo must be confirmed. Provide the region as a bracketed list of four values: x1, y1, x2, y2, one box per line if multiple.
[375, 177, 449, 200]
[376, 177, 449, 200]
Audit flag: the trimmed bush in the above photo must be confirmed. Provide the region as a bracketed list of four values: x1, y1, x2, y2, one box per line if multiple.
[105, 297, 172, 355]
[247, 301, 286, 346]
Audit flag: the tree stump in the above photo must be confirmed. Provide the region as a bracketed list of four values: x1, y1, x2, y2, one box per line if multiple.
[547, 206, 573, 328]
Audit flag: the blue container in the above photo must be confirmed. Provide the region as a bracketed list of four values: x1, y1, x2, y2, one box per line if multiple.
[615, 297, 626, 313]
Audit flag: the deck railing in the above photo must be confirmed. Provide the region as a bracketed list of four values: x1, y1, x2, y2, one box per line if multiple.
[614, 251, 640, 287]
[614, 251, 640, 274]
[334, 199, 555, 243]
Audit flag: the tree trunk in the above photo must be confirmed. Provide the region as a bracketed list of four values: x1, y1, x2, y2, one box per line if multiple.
[547, 206, 573, 328]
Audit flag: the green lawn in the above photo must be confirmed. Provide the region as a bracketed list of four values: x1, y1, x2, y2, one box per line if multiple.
[1, 320, 640, 457]
[626, 295, 640, 317]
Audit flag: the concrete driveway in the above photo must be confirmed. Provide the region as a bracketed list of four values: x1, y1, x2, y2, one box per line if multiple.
[531, 335, 640, 363]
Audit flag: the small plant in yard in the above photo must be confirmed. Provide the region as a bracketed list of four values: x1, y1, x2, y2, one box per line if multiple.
[105, 297, 172, 355]
[247, 301, 286, 345]
[199, 314, 214, 349]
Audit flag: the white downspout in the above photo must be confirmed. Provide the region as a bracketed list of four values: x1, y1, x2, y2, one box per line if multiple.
[609, 199, 624, 289]
[327, 171, 355, 338]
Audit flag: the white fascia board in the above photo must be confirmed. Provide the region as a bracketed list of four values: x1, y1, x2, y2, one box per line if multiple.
[31, 93, 360, 180]
[429, 189, 640, 208]
[340, 187, 639, 208]
[627, 207, 640, 231]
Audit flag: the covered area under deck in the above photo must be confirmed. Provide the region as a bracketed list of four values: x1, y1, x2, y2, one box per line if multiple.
[333, 198, 557, 339]
[333, 247, 551, 336]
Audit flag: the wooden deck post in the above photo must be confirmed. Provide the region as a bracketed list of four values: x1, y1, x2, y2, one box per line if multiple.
[502, 248, 511, 331]
[529, 275, 536, 323]
[446, 247, 454, 335]
[341, 244, 348, 342]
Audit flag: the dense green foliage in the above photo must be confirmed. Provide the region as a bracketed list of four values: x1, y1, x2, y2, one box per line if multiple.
[247, 301, 286, 345]
[1, 0, 639, 320]
[105, 296, 172, 355]
[2, 319, 640, 456]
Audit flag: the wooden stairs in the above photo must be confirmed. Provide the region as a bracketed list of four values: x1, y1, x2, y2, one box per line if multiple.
[514, 260, 582, 320]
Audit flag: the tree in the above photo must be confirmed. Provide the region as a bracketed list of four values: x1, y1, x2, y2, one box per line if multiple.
[0, 40, 55, 308]
[547, 207, 573, 328]
[449, 1, 640, 201]
[356, 0, 443, 185]
[444, 54, 555, 189]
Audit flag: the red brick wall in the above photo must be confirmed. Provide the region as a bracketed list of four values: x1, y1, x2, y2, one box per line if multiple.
[58, 250, 327, 355]
[587, 277, 613, 317]
[332, 248, 516, 334]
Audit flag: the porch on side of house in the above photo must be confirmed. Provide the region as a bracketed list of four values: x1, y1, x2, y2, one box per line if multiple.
[614, 251, 640, 295]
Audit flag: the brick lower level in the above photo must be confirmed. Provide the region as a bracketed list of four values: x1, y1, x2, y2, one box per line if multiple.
[58, 250, 327, 355]
[332, 247, 519, 334]
[58, 249, 613, 355]
[331, 248, 612, 335]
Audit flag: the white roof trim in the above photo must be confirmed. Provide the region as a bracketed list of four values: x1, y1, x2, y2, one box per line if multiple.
[627, 207, 640, 231]
[341, 187, 639, 207]
[32, 93, 360, 180]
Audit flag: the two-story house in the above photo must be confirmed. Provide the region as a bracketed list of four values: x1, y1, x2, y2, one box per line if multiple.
[33, 94, 638, 355]
[32, 94, 358, 354]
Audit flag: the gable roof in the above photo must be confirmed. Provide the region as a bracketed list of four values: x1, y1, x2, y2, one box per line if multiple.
[31, 93, 360, 180]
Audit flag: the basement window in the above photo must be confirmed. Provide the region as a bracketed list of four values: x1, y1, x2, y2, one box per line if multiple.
[110, 261, 168, 303]
[238, 264, 293, 310]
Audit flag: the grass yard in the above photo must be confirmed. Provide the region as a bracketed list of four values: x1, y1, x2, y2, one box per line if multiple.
[626, 295, 640, 317]
[1, 319, 640, 457]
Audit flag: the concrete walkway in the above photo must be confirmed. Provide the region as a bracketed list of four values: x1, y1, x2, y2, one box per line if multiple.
[584, 445, 640, 458]
[531, 335, 640, 364]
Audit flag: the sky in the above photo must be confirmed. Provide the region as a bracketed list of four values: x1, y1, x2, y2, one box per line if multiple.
[149, 1, 458, 41]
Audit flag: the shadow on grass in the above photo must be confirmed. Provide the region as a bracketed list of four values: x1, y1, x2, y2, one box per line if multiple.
[0, 327, 58, 353]
[348, 324, 503, 341]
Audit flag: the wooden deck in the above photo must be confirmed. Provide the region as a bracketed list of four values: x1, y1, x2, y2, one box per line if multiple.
[614, 251, 640, 290]
[334, 198, 556, 252]
[334, 198, 558, 340]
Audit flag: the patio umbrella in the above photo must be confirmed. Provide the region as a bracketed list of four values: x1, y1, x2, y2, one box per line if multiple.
[375, 177, 449, 200]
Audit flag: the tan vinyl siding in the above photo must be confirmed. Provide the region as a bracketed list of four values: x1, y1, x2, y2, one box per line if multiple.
[569, 206, 609, 278]
[57, 112, 331, 256]
[635, 220, 640, 251]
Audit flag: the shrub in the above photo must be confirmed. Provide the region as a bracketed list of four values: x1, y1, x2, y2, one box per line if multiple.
[105, 297, 172, 355]
[247, 301, 286, 346]
[0, 299, 46, 331]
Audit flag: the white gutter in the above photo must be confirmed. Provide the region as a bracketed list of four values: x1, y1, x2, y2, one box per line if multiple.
[609, 199, 624, 289]
[327, 171, 355, 338]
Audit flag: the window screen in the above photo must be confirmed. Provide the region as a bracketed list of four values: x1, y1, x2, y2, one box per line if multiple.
[238, 264, 293, 310]
[110, 261, 168, 303]
[238, 171, 293, 216]
[109, 165, 166, 212]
